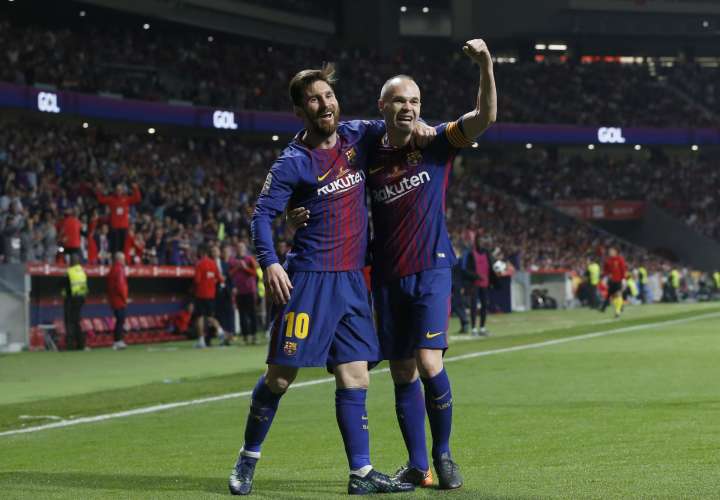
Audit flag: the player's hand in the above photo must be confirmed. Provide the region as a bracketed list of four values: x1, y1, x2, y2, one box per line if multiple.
[462, 38, 492, 66]
[410, 121, 437, 149]
[265, 263, 292, 305]
[286, 207, 310, 230]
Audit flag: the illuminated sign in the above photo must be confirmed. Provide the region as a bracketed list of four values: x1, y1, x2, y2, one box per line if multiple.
[597, 127, 626, 144]
[212, 110, 238, 129]
[37, 92, 60, 113]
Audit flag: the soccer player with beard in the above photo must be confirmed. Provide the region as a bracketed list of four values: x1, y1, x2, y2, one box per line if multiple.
[228, 64, 432, 496]
[367, 39, 497, 489]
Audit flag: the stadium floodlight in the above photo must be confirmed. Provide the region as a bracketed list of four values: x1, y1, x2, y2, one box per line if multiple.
[400, 5, 407, 12]
[82, 122, 89, 129]
[207, 35, 214, 42]
[272, 135, 279, 142]
[79, 10, 86, 17]
[422, 6, 429, 13]
[588, 144, 595, 150]
[548, 44, 567, 51]
[534, 44, 547, 50]
[148, 127, 156, 134]
[691, 145, 699, 151]
[702, 20, 710, 28]
[143, 23, 150, 30]
[634, 144, 641, 151]
[526, 143, 533, 149]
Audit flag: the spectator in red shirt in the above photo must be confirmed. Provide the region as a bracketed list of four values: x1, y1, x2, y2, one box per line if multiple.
[107, 251, 129, 350]
[230, 241, 259, 344]
[168, 302, 194, 336]
[95, 182, 142, 256]
[600, 247, 628, 318]
[194, 244, 225, 348]
[60, 207, 82, 261]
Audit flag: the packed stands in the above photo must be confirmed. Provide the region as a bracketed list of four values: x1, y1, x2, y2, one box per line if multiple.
[470, 149, 720, 243]
[0, 17, 714, 126]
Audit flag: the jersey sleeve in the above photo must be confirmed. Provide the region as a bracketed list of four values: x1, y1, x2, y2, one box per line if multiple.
[251, 154, 300, 269]
[338, 119, 386, 144]
[429, 119, 475, 155]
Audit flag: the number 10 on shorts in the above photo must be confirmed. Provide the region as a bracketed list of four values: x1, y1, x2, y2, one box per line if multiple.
[284, 312, 310, 339]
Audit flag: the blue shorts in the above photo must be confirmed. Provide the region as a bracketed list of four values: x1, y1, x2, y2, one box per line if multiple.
[267, 271, 380, 369]
[372, 268, 451, 360]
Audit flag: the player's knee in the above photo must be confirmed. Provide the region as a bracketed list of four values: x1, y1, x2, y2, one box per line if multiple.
[416, 349, 444, 379]
[265, 365, 298, 393]
[389, 359, 418, 384]
[334, 361, 369, 389]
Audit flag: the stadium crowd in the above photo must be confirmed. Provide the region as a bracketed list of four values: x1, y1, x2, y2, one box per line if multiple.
[0, 120, 282, 266]
[446, 160, 667, 273]
[0, 17, 713, 126]
[0, 120, 673, 277]
[471, 148, 720, 242]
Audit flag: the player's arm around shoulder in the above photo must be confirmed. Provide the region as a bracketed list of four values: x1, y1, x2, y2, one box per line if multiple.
[457, 38, 497, 143]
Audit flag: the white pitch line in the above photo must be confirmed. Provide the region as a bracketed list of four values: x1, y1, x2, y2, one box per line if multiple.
[1, 311, 718, 438]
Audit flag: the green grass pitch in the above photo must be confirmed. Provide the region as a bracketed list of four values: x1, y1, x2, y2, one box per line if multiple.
[1, 302, 719, 498]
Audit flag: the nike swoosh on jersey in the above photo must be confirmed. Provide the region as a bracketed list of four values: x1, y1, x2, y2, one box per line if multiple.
[369, 166, 385, 174]
[317, 167, 334, 182]
[425, 331, 444, 339]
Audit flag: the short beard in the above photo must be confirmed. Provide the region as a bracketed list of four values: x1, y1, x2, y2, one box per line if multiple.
[305, 107, 340, 138]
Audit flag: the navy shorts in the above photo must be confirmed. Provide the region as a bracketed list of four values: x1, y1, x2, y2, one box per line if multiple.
[194, 298, 215, 318]
[266, 271, 380, 369]
[372, 267, 451, 360]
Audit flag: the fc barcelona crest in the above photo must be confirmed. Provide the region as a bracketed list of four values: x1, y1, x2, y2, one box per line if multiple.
[345, 147, 357, 165]
[406, 151, 423, 166]
[283, 341, 298, 356]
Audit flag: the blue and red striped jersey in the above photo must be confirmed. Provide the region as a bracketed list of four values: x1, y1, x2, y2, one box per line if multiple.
[367, 120, 473, 280]
[252, 120, 384, 272]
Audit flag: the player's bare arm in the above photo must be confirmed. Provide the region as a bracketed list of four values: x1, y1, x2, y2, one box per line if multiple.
[459, 38, 497, 140]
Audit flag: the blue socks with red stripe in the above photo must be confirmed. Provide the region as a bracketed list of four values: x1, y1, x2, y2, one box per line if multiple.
[422, 368, 453, 460]
[336, 388, 372, 471]
[243, 376, 283, 454]
[394, 378, 430, 471]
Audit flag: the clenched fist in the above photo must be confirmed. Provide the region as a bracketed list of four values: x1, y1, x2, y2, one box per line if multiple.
[462, 39, 492, 66]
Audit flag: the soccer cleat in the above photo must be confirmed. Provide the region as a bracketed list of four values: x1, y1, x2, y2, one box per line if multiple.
[434, 452, 463, 490]
[348, 469, 415, 495]
[392, 463, 433, 487]
[112, 340, 127, 350]
[228, 455, 258, 496]
[479, 327, 489, 336]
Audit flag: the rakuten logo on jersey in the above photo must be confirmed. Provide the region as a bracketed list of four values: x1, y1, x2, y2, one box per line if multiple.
[317, 171, 365, 196]
[372, 171, 430, 204]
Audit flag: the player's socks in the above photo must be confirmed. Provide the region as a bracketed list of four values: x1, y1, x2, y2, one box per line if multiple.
[613, 296, 623, 316]
[350, 465, 373, 478]
[242, 376, 283, 453]
[422, 369, 453, 460]
[336, 388, 372, 471]
[394, 379, 430, 471]
[600, 297, 610, 312]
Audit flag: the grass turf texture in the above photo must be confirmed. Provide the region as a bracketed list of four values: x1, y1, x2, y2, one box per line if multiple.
[1, 302, 719, 498]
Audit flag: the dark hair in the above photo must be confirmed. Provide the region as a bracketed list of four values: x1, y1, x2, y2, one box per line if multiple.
[288, 63, 337, 107]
